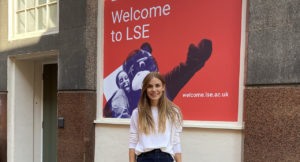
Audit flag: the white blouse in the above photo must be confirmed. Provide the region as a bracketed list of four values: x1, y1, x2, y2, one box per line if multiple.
[129, 106, 182, 156]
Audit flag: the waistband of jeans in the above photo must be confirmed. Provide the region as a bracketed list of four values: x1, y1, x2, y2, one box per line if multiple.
[139, 149, 163, 156]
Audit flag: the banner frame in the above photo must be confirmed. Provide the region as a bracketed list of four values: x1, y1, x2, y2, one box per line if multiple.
[96, 0, 248, 129]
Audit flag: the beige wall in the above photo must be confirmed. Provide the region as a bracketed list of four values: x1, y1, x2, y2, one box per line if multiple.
[94, 124, 242, 162]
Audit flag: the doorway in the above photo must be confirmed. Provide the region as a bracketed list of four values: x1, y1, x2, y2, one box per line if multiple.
[7, 53, 58, 162]
[42, 64, 58, 162]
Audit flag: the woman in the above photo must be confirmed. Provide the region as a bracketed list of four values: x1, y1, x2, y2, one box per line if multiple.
[129, 72, 183, 162]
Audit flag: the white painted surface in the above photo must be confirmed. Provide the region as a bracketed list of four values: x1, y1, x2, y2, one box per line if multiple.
[95, 124, 242, 162]
[8, 60, 35, 162]
[33, 62, 43, 162]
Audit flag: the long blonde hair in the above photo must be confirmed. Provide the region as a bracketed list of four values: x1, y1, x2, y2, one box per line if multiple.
[138, 72, 182, 135]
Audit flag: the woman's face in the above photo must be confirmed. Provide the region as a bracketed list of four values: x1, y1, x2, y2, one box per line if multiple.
[118, 71, 130, 93]
[146, 77, 165, 106]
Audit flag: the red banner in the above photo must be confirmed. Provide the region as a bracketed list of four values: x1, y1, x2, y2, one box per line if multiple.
[103, 0, 242, 121]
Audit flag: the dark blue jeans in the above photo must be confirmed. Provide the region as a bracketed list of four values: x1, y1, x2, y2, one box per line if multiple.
[137, 149, 174, 162]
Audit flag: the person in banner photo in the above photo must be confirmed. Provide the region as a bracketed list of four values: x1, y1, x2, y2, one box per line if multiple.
[105, 70, 131, 118]
[129, 72, 183, 162]
[104, 39, 212, 118]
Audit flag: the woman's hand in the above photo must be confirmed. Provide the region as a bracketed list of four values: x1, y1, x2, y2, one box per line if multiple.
[174, 153, 182, 162]
[129, 148, 136, 162]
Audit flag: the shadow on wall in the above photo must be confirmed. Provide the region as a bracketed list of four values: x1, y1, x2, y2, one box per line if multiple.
[0, 27, 60, 91]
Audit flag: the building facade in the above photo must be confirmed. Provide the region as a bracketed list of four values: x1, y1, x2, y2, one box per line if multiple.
[0, 0, 299, 162]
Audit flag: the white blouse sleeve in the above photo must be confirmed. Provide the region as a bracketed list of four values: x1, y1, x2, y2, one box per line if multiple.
[172, 107, 182, 154]
[129, 109, 138, 148]
[172, 124, 182, 153]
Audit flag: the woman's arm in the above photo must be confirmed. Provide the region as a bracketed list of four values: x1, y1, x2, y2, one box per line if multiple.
[174, 153, 182, 162]
[129, 148, 136, 162]
[173, 110, 183, 162]
[129, 110, 139, 162]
